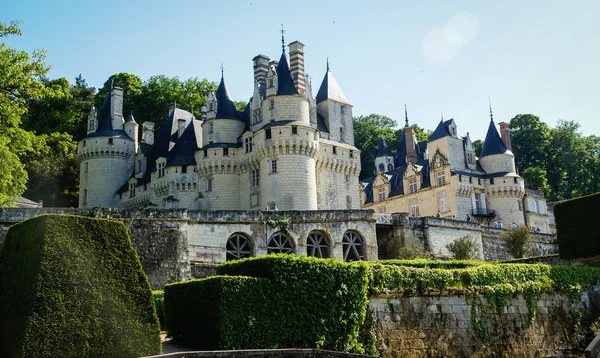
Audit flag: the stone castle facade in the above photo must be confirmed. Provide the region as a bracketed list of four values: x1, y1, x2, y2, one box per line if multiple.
[361, 111, 551, 233]
[78, 40, 360, 212]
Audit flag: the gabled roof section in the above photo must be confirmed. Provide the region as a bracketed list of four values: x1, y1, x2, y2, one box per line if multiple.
[428, 120, 451, 142]
[395, 130, 407, 167]
[85, 91, 129, 139]
[276, 52, 298, 96]
[317, 114, 329, 133]
[376, 138, 392, 157]
[480, 120, 509, 157]
[166, 120, 200, 166]
[215, 75, 242, 120]
[315, 68, 350, 104]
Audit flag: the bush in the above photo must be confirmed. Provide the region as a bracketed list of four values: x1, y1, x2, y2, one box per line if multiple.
[153, 290, 166, 331]
[502, 225, 534, 258]
[165, 255, 374, 354]
[0, 214, 160, 358]
[377, 258, 483, 269]
[554, 192, 600, 259]
[446, 236, 478, 260]
[397, 245, 433, 259]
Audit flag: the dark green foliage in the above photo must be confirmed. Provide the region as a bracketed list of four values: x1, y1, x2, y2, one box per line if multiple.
[377, 258, 483, 269]
[396, 245, 433, 259]
[153, 290, 166, 331]
[555, 192, 600, 259]
[446, 236, 478, 260]
[501, 225, 534, 258]
[166, 255, 374, 354]
[0, 214, 161, 358]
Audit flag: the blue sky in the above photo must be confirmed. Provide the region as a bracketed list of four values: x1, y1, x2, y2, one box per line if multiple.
[2, 0, 599, 139]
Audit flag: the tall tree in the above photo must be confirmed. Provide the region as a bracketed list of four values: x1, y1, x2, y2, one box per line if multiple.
[0, 21, 50, 205]
[472, 139, 483, 157]
[70, 74, 96, 141]
[509, 114, 550, 174]
[353, 114, 397, 178]
[95, 72, 143, 120]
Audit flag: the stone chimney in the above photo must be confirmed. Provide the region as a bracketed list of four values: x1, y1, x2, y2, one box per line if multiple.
[252, 54, 270, 87]
[405, 127, 417, 164]
[288, 41, 306, 94]
[142, 122, 155, 145]
[499, 122, 512, 151]
[177, 119, 186, 139]
[110, 87, 124, 130]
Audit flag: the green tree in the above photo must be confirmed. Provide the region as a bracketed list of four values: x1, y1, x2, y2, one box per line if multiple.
[70, 74, 96, 140]
[352, 114, 397, 178]
[472, 139, 483, 157]
[0, 20, 50, 205]
[446, 236, 478, 260]
[509, 114, 550, 173]
[501, 225, 533, 258]
[95, 72, 143, 120]
[522, 167, 550, 194]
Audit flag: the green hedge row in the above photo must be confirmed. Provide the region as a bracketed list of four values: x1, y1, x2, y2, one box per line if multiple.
[153, 290, 166, 331]
[166, 255, 374, 354]
[554, 192, 600, 259]
[377, 258, 484, 269]
[0, 215, 161, 358]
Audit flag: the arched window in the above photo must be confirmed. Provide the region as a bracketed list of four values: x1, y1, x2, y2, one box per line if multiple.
[226, 233, 253, 261]
[378, 164, 385, 173]
[342, 231, 365, 261]
[306, 231, 330, 258]
[267, 232, 294, 254]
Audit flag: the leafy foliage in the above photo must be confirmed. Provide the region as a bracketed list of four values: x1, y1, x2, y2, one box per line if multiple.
[554, 192, 600, 259]
[166, 255, 374, 354]
[353, 114, 397, 178]
[153, 290, 166, 331]
[264, 215, 291, 232]
[396, 245, 433, 259]
[446, 236, 478, 260]
[501, 225, 534, 258]
[0, 214, 161, 357]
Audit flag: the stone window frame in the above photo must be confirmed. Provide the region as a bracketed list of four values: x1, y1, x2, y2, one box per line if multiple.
[378, 163, 385, 173]
[244, 137, 253, 153]
[270, 159, 277, 173]
[129, 181, 136, 198]
[226, 233, 254, 261]
[437, 170, 446, 186]
[344, 174, 349, 183]
[250, 169, 260, 187]
[438, 191, 448, 213]
[208, 122, 214, 134]
[269, 100, 275, 110]
[342, 230, 365, 261]
[410, 199, 419, 217]
[306, 231, 330, 258]
[267, 231, 294, 254]
[408, 176, 418, 194]
[206, 178, 213, 192]
[378, 187, 386, 202]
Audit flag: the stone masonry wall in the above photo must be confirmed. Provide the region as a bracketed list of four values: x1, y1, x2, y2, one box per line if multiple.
[370, 286, 600, 357]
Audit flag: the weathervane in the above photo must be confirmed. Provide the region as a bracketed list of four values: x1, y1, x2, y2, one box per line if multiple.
[326, 58, 330, 72]
[280, 24, 285, 53]
[220, 62, 224, 78]
[488, 97, 494, 121]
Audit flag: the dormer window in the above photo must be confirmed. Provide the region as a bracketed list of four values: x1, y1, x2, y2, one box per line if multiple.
[269, 78, 274, 88]
[378, 187, 386, 202]
[437, 170, 446, 186]
[409, 177, 417, 194]
[209, 103, 214, 111]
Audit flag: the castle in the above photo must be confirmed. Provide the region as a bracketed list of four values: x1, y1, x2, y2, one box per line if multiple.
[77, 40, 361, 211]
[361, 109, 551, 233]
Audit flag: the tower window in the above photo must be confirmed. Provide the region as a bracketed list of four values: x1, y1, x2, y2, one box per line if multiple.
[269, 78, 274, 88]
[83, 140, 86, 147]
[209, 103, 214, 111]
[129, 182, 136, 198]
[208, 123, 214, 133]
[350, 150, 354, 158]
[251, 170, 260, 187]
[514, 177, 518, 184]
[223, 148, 229, 156]
[245, 137, 253, 153]
[108, 138, 113, 144]
[490, 178, 495, 185]
[340, 127, 344, 142]
[206, 178, 213, 192]
[344, 174, 349, 182]
[270, 159, 277, 173]
[333, 146, 337, 155]
[269, 100, 275, 110]
[204, 150, 207, 157]
[292, 126, 298, 135]
[340, 105, 345, 114]
[266, 129, 272, 139]
[182, 166, 187, 174]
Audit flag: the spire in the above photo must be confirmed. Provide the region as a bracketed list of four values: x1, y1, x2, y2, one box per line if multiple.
[480, 117, 508, 157]
[276, 50, 298, 96]
[220, 62, 224, 79]
[488, 97, 494, 122]
[441, 113, 444, 121]
[315, 60, 350, 104]
[280, 24, 285, 53]
[376, 137, 392, 157]
[215, 74, 241, 120]
[404, 104, 409, 127]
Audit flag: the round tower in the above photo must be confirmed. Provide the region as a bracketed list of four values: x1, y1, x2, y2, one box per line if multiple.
[77, 87, 135, 208]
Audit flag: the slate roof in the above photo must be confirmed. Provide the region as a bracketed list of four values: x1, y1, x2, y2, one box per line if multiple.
[428, 119, 454, 142]
[317, 114, 329, 133]
[315, 69, 350, 104]
[215, 76, 243, 120]
[276, 52, 298, 96]
[480, 120, 509, 157]
[166, 120, 200, 166]
[84, 91, 129, 139]
[376, 138, 392, 157]
[396, 131, 407, 167]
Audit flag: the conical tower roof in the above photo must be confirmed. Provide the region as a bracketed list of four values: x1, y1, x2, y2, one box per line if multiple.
[480, 119, 509, 157]
[376, 138, 392, 157]
[316, 64, 350, 104]
[276, 51, 298, 96]
[215, 75, 241, 120]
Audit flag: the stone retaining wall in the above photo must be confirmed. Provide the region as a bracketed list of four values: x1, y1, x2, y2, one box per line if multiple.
[142, 349, 373, 358]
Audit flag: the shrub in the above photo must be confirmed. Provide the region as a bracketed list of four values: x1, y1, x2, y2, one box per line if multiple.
[377, 259, 483, 269]
[554, 192, 600, 259]
[446, 236, 478, 260]
[153, 290, 166, 331]
[397, 245, 433, 259]
[165, 255, 374, 354]
[502, 225, 534, 258]
[0, 214, 161, 358]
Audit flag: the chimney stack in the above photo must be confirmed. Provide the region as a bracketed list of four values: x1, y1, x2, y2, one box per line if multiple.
[405, 127, 417, 164]
[499, 122, 512, 151]
[110, 86, 124, 130]
[252, 54, 270, 87]
[288, 41, 306, 94]
[142, 122, 155, 145]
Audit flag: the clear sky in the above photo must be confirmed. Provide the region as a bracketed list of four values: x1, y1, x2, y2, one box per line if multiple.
[2, 0, 599, 139]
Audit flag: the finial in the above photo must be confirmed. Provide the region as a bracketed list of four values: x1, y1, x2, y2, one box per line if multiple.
[220, 63, 224, 78]
[173, 100, 177, 110]
[326, 58, 330, 72]
[404, 104, 409, 127]
[280, 24, 285, 53]
[488, 97, 494, 122]
[441, 113, 444, 121]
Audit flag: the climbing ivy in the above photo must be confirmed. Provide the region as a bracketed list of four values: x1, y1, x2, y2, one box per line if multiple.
[264, 215, 291, 232]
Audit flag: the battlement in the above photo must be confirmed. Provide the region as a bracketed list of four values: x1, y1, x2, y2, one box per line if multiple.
[78, 136, 134, 161]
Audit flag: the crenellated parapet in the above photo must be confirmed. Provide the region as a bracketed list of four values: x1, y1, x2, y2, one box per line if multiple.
[485, 181, 525, 199]
[77, 137, 134, 161]
[316, 141, 361, 176]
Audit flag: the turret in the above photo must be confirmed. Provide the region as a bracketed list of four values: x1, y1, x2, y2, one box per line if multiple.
[479, 119, 515, 174]
[315, 61, 354, 145]
[202, 73, 246, 146]
[86, 105, 96, 135]
[375, 138, 394, 173]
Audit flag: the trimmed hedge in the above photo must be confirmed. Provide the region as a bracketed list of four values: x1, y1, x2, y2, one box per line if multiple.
[377, 258, 484, 269]
[166, 255, 374, 354]
[153, 290, 166, 331]
[0, 214, 161, 358]
[554, 192, 600, 259]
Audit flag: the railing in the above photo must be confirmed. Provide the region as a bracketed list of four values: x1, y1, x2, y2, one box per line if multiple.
[472, 208, 496, 217]
[375, 213, 392, 224]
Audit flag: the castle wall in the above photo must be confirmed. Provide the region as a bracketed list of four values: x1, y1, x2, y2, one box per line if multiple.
[203, 119, 246, 145]
[262, 95, 310, 124]
[317, 101, 354, 145]
[479, 153, 516, 174]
